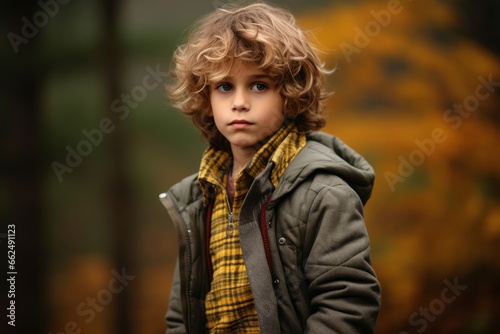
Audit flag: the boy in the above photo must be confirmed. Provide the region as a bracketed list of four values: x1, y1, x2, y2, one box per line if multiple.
[159, 2, 381, 333]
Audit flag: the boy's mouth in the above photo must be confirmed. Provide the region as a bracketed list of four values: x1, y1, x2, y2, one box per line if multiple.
[229, 119, 253, 128]
[229, 119, 252, 125]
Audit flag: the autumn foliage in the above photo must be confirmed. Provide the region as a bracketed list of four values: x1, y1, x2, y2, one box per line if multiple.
[299, 1, 500, 332]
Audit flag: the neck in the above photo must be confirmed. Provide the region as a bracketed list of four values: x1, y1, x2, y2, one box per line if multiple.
[230, 145, 257, 179]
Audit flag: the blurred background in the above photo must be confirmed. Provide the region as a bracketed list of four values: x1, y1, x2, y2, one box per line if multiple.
[2, 0, 500, 333]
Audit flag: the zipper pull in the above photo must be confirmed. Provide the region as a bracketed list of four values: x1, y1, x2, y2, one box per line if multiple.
[227, 212, 234, 237]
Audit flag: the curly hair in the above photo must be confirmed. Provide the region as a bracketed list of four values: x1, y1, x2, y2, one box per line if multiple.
[168, 1, 332, 150]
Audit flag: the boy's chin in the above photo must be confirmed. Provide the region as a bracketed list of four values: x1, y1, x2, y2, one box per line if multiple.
[229, 138, 270, 152]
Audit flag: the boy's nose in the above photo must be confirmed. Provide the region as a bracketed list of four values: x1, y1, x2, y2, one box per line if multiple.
[232, 89, 250, 111]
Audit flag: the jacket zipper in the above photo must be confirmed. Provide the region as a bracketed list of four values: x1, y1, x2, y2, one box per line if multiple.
[180, 211, 193, 333]
[162, 192, 193, 333]
[225, 194, 234, 237]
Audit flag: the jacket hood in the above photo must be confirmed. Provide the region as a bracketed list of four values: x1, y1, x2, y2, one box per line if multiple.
[271, 132, 375, 205]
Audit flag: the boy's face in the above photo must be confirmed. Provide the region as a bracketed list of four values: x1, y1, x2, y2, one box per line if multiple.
[208, 61, 284, 153]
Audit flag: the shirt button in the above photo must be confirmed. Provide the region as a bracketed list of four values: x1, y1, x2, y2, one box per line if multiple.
[273, 278, 280, 286]
[278, 237, 286, 245]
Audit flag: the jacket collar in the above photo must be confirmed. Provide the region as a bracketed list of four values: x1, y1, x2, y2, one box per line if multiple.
[270, 132, 376, 206]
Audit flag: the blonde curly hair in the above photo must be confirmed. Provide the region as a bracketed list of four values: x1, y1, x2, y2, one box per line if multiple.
[168, 1, 331, 150]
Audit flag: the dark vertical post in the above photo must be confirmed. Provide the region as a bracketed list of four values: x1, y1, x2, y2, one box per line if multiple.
[1, 1, 46, 333]
[101, 0, 134, 333]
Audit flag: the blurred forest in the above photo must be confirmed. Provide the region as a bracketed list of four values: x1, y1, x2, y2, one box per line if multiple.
[1, 0, 499, 333]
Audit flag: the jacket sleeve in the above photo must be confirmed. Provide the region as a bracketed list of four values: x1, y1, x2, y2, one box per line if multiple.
[303, 183, 381, 333]
[165, 260, 186, 334]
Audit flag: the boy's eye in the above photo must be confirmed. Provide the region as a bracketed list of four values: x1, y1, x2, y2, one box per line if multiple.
[216, 83, 232, 92]
[251, 82, 268, 91]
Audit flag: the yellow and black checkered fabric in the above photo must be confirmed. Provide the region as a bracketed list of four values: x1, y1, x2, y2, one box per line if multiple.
[198, 123, 306, 333]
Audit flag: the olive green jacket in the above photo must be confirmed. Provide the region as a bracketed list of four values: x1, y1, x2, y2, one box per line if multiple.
[160, 132, 381, 333]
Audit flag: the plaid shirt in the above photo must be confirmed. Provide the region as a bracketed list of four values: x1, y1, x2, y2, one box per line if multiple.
[198, 123, 306, 333]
